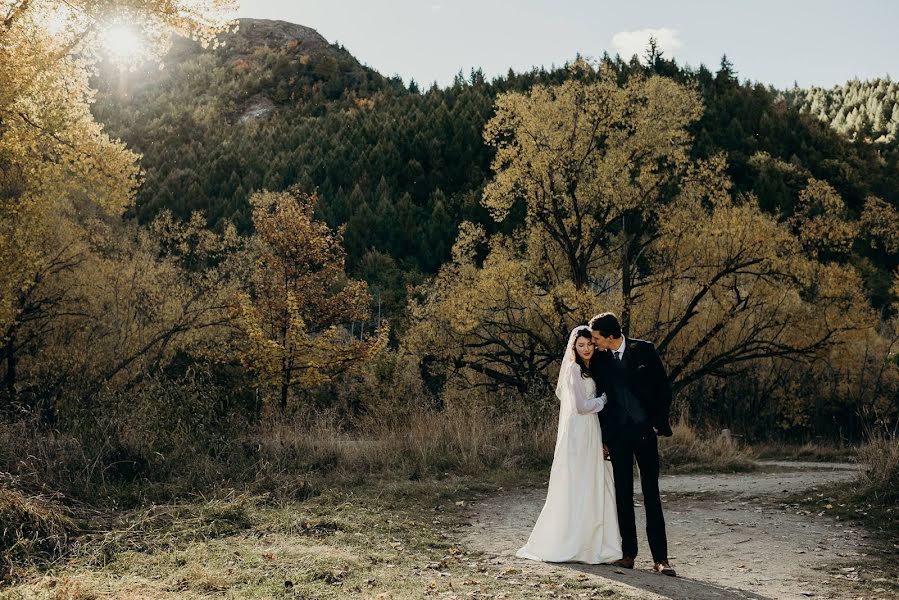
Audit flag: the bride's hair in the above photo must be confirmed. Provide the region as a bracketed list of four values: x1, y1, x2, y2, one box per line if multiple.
[572, 328, 593, 379]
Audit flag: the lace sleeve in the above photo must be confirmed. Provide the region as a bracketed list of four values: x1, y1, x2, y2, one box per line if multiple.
[568, 364, 607, 415]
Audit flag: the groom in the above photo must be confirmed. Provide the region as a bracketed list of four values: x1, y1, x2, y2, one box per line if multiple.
[589, 312, 676, 576]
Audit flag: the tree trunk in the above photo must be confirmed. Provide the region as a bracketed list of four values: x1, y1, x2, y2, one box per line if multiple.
[620, 214, 632, 337]
[3, 334, 15, 410]
[280, 372, 289, 414]
[571, 252, 587, 290]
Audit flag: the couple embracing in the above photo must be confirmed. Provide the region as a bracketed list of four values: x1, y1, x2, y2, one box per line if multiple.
[516, 312, 676, 576]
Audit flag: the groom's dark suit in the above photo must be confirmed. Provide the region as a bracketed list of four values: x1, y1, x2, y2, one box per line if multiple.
[591, 337, 672, 563]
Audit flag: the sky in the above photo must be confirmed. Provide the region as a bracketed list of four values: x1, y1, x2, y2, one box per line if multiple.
[235, 1, 898, 90]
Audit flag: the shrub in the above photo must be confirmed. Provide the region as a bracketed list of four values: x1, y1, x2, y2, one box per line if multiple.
[854, 435, 899, 511]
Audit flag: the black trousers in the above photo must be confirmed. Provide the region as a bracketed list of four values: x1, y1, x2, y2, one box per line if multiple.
[608, 427, 668, 562]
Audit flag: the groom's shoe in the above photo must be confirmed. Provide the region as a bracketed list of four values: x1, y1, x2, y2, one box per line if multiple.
[653, 561, 677, 577]
[610, 557, 634, 569]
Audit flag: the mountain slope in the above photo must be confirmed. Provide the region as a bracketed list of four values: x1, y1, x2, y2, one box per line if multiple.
[91, 21, 899, 314]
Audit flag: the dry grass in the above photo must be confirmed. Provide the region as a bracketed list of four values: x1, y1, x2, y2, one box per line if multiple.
[0, 484, 76, 583]
[791, 434, 899, 591]
[0, 403, 557, 589]
[0, 406, 764, 583]
[751, 441, 856, 463]
[856, 435, 899, 497]
[384, 406, 556, 475]
[0, 477, 628, 599]
[244, 406, 557, 492]
[796, 435, 898, 522]
[1, 398, 801, 592]
[658, 420, 757, 474]
[75, 494, 255, 569]
[849, 435, 899, 541]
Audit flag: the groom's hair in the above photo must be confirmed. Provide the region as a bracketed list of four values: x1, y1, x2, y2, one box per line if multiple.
[589, 312, 622, 339]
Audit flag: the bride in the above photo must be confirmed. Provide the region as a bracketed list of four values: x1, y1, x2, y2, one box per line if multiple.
[516, 326, 622, 564]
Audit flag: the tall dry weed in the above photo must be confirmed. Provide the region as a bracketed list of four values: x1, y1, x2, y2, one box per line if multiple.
[659, 419, 756, 473]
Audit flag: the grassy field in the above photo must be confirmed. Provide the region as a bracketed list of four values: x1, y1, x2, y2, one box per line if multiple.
[0, 472, 631, 600]
[3, 401, 895, 599]
[0, 413, 757, 599]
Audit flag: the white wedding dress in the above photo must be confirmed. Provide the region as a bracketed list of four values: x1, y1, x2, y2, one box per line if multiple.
[516, 327, 622, 564]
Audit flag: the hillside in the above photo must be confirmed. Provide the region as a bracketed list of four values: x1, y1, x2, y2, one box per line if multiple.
[91, 21, 899, 316]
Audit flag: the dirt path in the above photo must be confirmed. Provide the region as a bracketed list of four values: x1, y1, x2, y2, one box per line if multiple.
[461, 462, 894, 600]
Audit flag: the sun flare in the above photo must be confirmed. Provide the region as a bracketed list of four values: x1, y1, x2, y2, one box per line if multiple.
[101, 25, 146, 62]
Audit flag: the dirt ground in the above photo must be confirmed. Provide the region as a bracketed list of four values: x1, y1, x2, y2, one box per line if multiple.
[460, 461, 898, 600]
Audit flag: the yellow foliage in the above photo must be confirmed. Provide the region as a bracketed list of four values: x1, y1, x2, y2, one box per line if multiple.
[5, 203, 243, 405]
[791, 178, 858, 255]
[407, 69, 890, 420]
[481, 63, 705, 289]
[861, 195, 899, 254]
[406, 234, 605, 393]
[234, 190, 383, 412]
[0, 0, 234, 336]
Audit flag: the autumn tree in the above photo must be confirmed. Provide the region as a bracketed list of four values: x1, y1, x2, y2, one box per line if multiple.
[0, 0, 235, 409]
[789, 178, 858, 257]
[637, 188, 866, 395]
[2, 204, 244, 417]
[406, 222, 591, 394]
[861, 195, 899, 255]
[407, 62, 875, 411]
[481, 59, 713, 332]
[234, 190, 385, 414]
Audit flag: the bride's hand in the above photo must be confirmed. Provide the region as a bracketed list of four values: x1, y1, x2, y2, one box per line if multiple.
[603, 443, 610, 460]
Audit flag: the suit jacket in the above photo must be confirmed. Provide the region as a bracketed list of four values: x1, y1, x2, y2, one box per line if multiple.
[591, 337, 673, 439]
